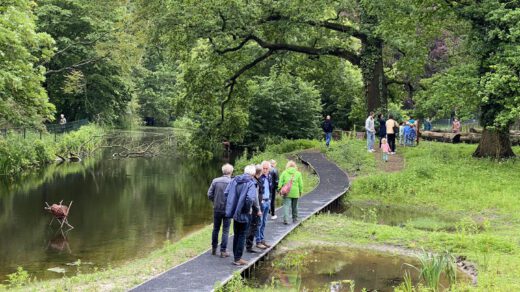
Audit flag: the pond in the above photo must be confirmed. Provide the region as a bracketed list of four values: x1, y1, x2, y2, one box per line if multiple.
[0, 128, 232, 281]
[250, 246, 468, 292]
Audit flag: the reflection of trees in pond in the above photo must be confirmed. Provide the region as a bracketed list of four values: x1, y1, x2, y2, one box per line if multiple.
[0, 129, 222, 280]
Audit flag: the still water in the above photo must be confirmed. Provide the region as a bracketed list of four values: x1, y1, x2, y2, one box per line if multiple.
[0, 129, 230, 281]
[251, 247, 466, 292]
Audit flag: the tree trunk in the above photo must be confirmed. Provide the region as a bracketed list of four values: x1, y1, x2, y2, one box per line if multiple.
[361, 38, 387, 113]
[473, 128, 515, 158]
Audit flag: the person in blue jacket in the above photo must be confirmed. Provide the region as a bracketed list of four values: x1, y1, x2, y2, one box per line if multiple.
[224, 164, 259, 266]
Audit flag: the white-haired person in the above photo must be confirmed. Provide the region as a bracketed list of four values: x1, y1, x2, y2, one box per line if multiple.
[207, 163, 234, 258]
[278, 160, 303, 225]
[224, 164, 259, 266]
[254, 161, 273, 249]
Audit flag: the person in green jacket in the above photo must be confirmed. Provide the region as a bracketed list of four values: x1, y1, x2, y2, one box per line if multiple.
[278, 160, 303, 225]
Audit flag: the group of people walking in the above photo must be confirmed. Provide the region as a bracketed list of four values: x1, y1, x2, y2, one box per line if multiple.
[366, 112, 422, 162]
[207, 160, 303, 266]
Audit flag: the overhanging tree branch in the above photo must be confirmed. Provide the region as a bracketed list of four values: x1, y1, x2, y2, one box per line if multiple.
[249, 35, 360, 65]
[44, 56, 107, 75]
[219, 50, 274, 123]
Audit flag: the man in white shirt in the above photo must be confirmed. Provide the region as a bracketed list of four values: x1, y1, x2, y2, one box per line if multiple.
[365, 112, 375, 152]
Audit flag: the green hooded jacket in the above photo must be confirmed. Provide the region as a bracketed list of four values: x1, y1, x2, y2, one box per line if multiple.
[278, 167, 303, 198]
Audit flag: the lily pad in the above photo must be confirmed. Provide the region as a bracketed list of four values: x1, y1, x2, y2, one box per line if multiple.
[66, 260, 93, 266]
[47, 267, 66, 273]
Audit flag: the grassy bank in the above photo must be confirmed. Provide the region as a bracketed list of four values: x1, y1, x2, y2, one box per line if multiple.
[232, 138, 520, 291]
[2, 139, 320, 291]
[0, 124, 104, 176]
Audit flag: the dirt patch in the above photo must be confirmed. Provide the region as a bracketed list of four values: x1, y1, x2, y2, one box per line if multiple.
[373, 145, 405, 173]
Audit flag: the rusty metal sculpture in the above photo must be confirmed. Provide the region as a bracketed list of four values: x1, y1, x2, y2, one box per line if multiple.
[44, 200, 74, 230]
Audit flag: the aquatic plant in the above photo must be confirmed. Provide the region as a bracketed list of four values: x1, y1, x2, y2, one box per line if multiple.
[407, 250, 456, 291]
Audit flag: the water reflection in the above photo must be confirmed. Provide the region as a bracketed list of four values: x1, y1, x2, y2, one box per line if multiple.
[0, 129, 228, 281]
[251, 247, 467, 292]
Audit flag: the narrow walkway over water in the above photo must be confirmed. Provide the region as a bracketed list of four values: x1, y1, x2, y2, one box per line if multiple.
[131, 151, 350, 292]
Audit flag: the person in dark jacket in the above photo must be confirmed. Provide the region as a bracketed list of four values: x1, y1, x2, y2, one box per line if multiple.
[246, 165, 263, 253]
[224, 165, 258, 266]
[377, 113, 386, 148]
[269, 159, 279, 219]
[322, 115, 333, 148]
[207, 163, 234, 258]
[255, 161, 273, 249]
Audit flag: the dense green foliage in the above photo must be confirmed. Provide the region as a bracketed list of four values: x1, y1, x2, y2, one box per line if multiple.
[2, 0, 519, 156]
[0, 0, 55, 127]
[0, 125, 104, 175]
[35, 0, 140, 124]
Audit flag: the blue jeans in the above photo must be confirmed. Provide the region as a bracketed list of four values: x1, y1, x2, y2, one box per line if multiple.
[382, 153, 388, 161]
[212, 211, 230, 252]
[325, 132, 332, 147]
[367, 131, 375, 150]
[233, 218, 250, 261]
[256, 200, 270, 244]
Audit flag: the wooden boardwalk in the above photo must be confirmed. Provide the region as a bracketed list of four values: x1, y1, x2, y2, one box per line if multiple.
[131, 151, 350, 292]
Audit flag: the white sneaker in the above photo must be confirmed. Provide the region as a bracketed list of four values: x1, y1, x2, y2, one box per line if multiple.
[391, 152, 396, 155]
[271, 215, 278, 220]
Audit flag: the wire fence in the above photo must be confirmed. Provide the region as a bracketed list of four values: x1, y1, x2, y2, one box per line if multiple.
[431, 118, 520, 132]
[0, 119, 89, 142]
[430, 118, 479, 133]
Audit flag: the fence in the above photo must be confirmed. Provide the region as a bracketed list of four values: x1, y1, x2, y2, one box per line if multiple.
[430, 118, 479, 133]
[0, 119, 89, 142]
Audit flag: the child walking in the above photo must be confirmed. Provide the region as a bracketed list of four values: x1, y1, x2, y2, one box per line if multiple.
[381, 138, 391, 162]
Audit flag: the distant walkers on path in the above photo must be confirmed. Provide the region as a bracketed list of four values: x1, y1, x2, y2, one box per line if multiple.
[269, 159, 279, 220]
[224, 165, 258, 266]
[365, 112, 376, 152]
[377, 113, 386, 148]
[385, 115, 399, 154]
[207, 163, 234, 258]
[322, 115, 333, 148]
[278, 160, 303, 225]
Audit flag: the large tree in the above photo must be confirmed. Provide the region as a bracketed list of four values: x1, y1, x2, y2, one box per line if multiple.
[35, 0, 141, 124]
[0, 0, 55, 127]
[146, 0, 393, 117]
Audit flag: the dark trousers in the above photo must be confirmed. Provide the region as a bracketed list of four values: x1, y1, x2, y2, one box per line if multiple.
[387, 133, 396, 152]
[211, 211, 230, 252]
[246, 214, 260, 250]
[232, 219, 250, 261]
[270, 191, 276, 216]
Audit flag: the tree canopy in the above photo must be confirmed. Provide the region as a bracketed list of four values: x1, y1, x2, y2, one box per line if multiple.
[1, 0, 519, 158]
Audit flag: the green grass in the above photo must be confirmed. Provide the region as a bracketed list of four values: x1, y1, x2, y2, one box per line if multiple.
[241, 141, 520, 291]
